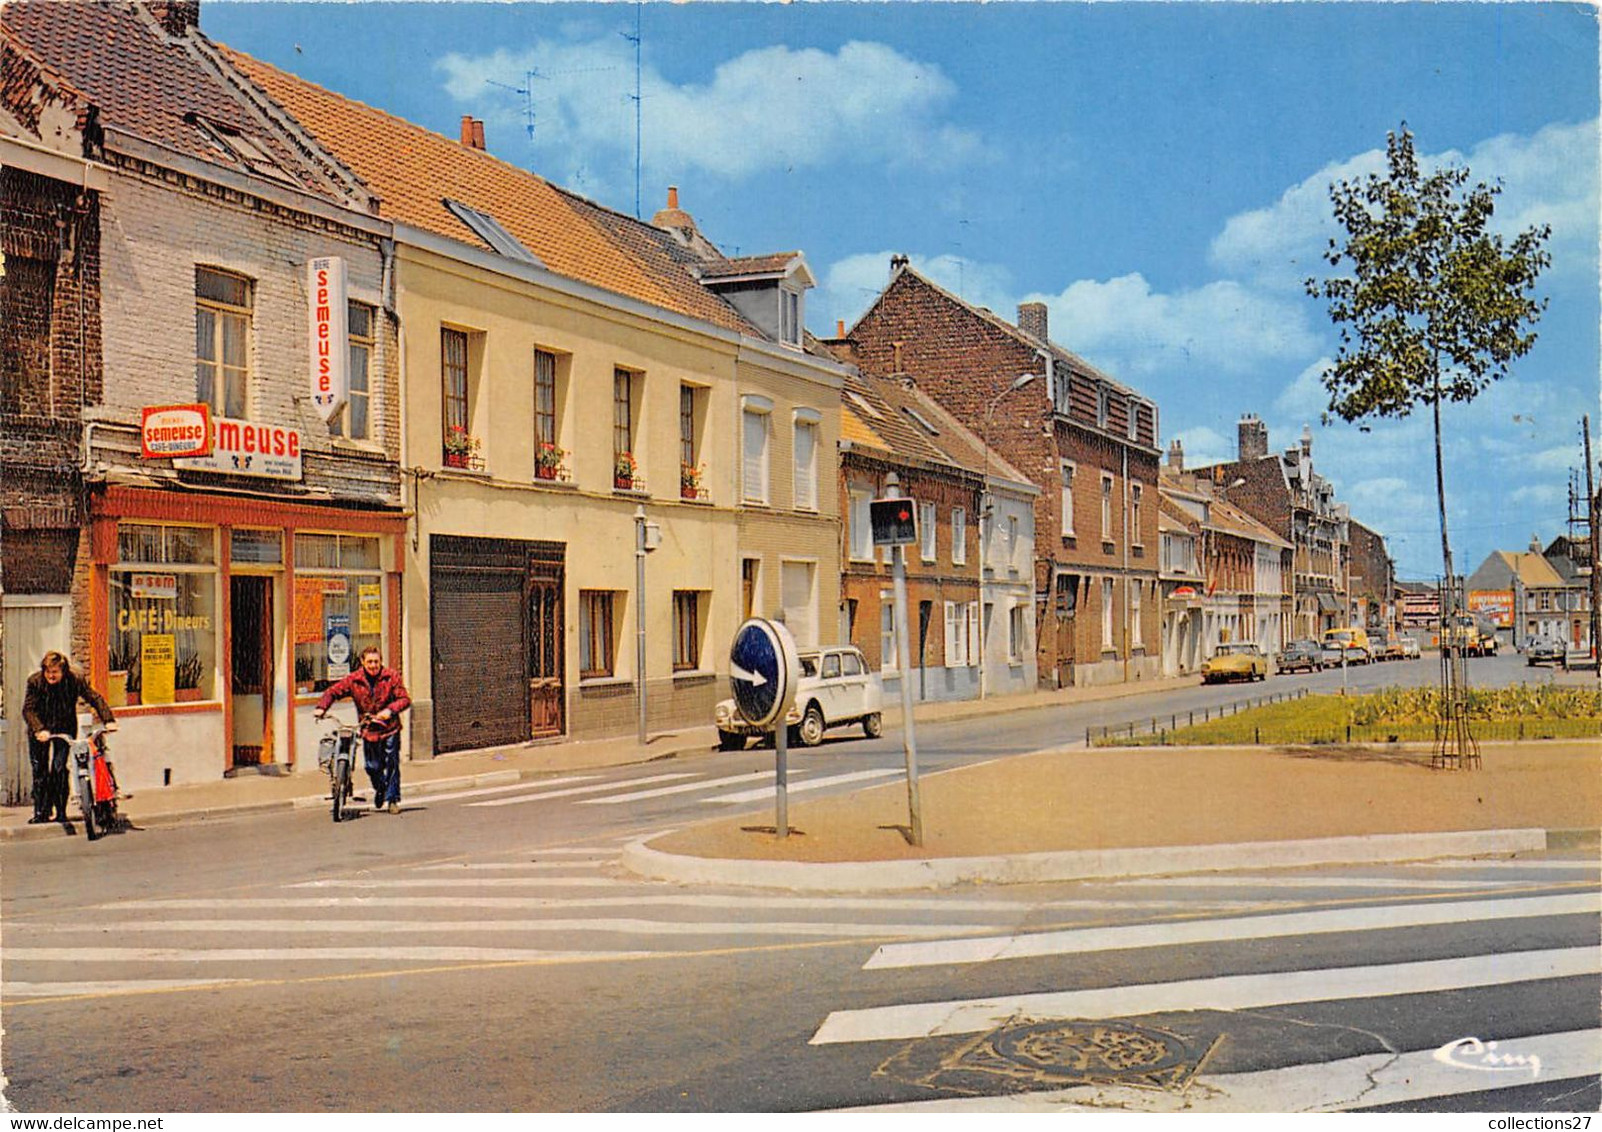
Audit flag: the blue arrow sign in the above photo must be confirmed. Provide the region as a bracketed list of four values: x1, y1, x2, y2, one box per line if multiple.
[729, 618, 797, 729]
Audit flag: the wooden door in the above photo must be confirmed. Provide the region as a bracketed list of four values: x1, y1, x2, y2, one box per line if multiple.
[526, 560, 564, 738]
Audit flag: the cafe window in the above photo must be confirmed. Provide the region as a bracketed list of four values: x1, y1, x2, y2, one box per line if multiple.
[109, 523, 219, 705]
[293, 533, 383, 692]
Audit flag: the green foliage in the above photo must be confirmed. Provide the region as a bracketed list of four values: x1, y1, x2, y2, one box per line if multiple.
[1306, 126, 1551, 424]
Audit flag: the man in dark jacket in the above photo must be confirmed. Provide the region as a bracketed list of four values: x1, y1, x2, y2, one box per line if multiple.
[314, 646, 411, 813]
[23, 651, 117, 824]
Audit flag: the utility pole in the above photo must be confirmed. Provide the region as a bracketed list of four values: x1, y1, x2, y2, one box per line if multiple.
[1585, 416, 1600, 676]
[882, 473, 923, 847]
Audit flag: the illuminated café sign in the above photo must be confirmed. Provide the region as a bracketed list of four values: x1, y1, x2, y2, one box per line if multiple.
[1171, 585, 1199, 597]
[308, 255, 349, 422]
[174, 418, 303, 481]
[140, 404, 213, 459]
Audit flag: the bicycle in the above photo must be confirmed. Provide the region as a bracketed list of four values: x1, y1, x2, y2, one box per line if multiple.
[317, 720, 358, 823]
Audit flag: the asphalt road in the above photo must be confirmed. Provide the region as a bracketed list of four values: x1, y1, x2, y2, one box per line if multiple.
[2, 653, 1596, 1113]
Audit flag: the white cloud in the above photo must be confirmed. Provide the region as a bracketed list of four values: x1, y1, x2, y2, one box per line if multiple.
[1036, 274, 1320, 378]
[820, 252, 1017, 332]
[1510, 483, 1566, 508]
[436, 39, 981, 183]
[1273, 357, 1336, 422]
[1209, 119, 1600, 290]
[1170, 425, 1232, 468]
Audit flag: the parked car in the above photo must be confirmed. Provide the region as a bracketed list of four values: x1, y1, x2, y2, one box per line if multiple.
[1276, 639, 1324, 673]
[1373, 632, 1406, 661]
[714, 645, 883, 749]
[1400, 637, 1421, 659]
[1322, 627, 1373, 665]
[1526, 637, 1567, 667]
[1202, 642, 1268, 684]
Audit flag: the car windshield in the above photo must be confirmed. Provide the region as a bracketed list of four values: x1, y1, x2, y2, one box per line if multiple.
[1217, 644, 1255, 656]
[798, 657, 818, 677]
[1325, 631, 1353, 644]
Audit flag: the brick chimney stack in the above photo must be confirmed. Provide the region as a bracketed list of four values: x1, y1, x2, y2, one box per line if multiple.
[651, 186, 698, 234]
[1017, 302, 1049, 342]
[460, 116, 486, 150]
[1167, 438, 1184, 473]
[147, 1, 200, 36]
[1238, 413, 1269, 461]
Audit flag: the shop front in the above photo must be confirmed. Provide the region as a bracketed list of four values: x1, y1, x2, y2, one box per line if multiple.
[87, 485, 404, 791]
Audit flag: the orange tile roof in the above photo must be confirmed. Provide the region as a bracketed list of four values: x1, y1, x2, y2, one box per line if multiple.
[223, 46, 757, 330]
[840, 405, 890, 452]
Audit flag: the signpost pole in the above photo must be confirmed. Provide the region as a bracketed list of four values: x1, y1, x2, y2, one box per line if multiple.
[774, 715, 789, 839]
[880, 472, 924, 848]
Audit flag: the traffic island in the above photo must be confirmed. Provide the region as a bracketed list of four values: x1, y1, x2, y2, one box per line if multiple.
[622, 741, 1600, 891]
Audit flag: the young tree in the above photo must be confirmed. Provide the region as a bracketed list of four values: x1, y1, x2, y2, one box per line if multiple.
[1307, 125, 1550, 766]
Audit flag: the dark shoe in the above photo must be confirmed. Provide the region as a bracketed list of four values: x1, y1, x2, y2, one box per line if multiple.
[387, 801, 399, 814]
[27, 815, 49, 825]
[373, 798, 384, 812]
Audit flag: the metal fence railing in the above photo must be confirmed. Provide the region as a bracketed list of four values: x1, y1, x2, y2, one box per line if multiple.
[1087, 687, 1311, 747]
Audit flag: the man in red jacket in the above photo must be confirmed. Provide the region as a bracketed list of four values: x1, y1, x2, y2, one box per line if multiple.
[314, 646, 411, 814]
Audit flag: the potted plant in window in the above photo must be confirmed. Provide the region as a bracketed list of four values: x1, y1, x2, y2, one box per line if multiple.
[443, 425, 480, 469]
[613, 450, 638, 490]
[107, 644, 134, 707]
[535, 441, 568, 481]
[174, 650, 204, 701]
[680, 461, 704, 500]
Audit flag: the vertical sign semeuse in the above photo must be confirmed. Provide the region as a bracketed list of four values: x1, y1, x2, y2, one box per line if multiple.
[308, 256, 349, 422]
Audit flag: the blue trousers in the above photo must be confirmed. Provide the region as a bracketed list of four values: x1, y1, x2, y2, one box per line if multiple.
[363, 732, 401, 805]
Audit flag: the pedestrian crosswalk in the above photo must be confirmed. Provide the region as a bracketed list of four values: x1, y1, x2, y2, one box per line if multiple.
[396, 765, 907, 810]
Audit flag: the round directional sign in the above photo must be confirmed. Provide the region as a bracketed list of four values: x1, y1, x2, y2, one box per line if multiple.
[729, 618, 800, 729]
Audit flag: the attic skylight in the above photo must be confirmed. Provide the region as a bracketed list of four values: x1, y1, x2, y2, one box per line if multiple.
[187, 114, 297, 185]
[902, 406, 939, 437]
[845, 391, 881, 419]
[443, 199, 542, 266]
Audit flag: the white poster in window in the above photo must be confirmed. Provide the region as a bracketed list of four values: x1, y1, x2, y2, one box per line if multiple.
[308, 256, 349, 421]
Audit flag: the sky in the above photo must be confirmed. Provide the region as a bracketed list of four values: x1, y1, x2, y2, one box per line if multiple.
[205, 1, 1601, 581]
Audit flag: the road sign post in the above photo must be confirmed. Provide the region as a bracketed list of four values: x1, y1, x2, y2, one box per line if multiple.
[875, 474, 924, 847]
[729, 618, 799, 838]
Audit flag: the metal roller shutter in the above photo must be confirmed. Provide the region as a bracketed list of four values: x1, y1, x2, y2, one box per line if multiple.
[431, 564, 530, 753]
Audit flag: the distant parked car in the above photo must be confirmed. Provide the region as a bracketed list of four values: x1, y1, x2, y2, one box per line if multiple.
[1322, 627, 1373, 665]
[1400, 637, 1421, 659]
[1526, 637, 1566, 667]
[1276, 639, 1324, 673]
[1374, 633, 1406, 661]
[714, 645, 883, 749]
[1202, 642, 1268, 684]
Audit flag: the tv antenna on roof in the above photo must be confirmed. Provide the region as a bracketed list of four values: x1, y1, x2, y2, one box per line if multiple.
[487, 70, 545, 145]
[621, 1, 642, 217]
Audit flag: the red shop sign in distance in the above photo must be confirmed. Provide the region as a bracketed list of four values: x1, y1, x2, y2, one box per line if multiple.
[140, 404, 213, 459]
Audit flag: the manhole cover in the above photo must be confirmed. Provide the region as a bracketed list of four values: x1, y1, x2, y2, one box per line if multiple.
[878, 1018, 1213, 1096]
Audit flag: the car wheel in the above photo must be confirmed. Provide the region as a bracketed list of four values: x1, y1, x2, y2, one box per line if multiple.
[797, 703, 825, 748]
[717, 730, 746, 751]
[862, 712, 883, 739]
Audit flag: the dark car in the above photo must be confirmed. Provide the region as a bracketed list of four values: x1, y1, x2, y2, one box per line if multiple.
[1526, 637, 1566, 667]
[1276, 639, 1324, 673]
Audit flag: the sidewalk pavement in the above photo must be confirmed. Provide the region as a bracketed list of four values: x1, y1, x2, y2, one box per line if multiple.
[0, 672, 1200, 844]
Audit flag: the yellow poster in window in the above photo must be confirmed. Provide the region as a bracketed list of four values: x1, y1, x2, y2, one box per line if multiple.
[358, 583, 382, 635]
[141, 633, 176, 706]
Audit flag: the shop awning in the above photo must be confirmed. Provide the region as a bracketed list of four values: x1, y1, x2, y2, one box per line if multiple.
[1316, 592, 1341, 613]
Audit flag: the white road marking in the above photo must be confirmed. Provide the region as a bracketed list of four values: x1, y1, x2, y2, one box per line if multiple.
[710, 767, 901, 804]
[404, 776, 598, 805]
[4, 947, 657, 963]
[579, 769, 816, 804]
[865, 893, 1602, 969]
[468, 773, 698, 807]
[1412, 858, 1600, 871]
[283, 877, 628, 889]
[413, 849, 617, 867]
[44, 919, 1005, 939]
[2, 979, 249, 998]
[106, 894, 1262, 913]
[809, 946, 1600, 1045]
[839, 1029, 1602, 1113]
[1103, 875, 1532, 890]
[403, 861, 609, 873]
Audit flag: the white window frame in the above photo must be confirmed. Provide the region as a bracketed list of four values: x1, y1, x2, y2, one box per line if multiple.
[1007, 515, 1020, 572]
[1101, 577, 1115, 651]
[1060, 460, 1075, 537]
[1130, 578, 1143, 647]
[951, 507, 967, 565]
[1101, 473, 1114, 543]
[943, 600, 966, 667]
[1009, 601, 1026, 662]
[1131, 483, 1144, 548]
[331, 300, 373, 441]
[742, 395, 772, 505]
[919, 502, 937, 562]
[848, 488, 873, 562]
[966, 601, 980, 667]
[792, 408, 820, 511]
[879, 590, 898, 672]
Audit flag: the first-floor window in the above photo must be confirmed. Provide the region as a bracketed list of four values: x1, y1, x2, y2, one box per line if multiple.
[580, 591, 616, 678]
[1130, 579, 1144, 647]
[673, 591, 702, 671]
[1101, 577, 1115, 651]
[943, 601, 967, 667]
[110, 523, 219, 705]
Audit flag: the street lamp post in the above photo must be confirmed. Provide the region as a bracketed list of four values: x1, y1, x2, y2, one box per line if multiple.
[978, 372, 1039, 699]
[634, 504, 660, 745]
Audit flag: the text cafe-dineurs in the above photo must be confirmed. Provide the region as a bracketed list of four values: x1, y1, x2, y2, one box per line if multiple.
[82, 400, 404, 789]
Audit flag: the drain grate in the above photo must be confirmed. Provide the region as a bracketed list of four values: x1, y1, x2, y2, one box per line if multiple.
[878, 1018, 1216, 1097]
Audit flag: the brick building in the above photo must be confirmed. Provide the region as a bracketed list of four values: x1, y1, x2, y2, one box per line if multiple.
[829, 265, 1161, 688]
[838, 373, 1037, 702]
[2, 1, 406, 791]
[1348, 519, 1396, 634]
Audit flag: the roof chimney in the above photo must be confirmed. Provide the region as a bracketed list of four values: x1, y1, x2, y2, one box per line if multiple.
[1017, 302, 1048, 342]
[460, 116, 486, 150]
[889, 254, 909, 279]
[1300, 424, 1313, 459]
[147, 1, 200, 36]
[1167, 438, 1184, 473]
[651, 185, 698, 234]
[836, 319, 845, 338]
[1237, 413, 1268, 461]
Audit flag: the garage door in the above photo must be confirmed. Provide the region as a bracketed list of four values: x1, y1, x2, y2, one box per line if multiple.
[431, 565, 529, 754]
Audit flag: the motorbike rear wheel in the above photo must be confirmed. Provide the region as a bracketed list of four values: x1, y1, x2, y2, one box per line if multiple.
[78, 770, 98, 841]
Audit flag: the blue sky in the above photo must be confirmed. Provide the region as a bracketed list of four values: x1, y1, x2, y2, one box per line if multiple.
[208, 1, 1600, 580]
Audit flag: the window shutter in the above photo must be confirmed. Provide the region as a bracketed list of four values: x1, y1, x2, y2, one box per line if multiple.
[966, 602, 980, 667]
[943, 602, 960, 666]
[743, 410, 767, 502]
[794, 421, 817, 510]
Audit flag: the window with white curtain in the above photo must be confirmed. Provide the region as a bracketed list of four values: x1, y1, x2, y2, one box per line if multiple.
[742, 396, 771, 504]
[951, 507, 967, 565]
[792, 410, 819, 511]
[919, 502, 936, 562]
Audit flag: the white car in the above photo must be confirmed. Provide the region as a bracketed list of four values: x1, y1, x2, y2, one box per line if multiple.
[715, 645, 884, 749]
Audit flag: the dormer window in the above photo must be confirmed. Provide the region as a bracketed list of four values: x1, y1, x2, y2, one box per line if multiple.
[1096, 386, 1110, 429]
[186, 114, 296, 185]
[780, 288, 802, 346]
[443, 199, 541, 265]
